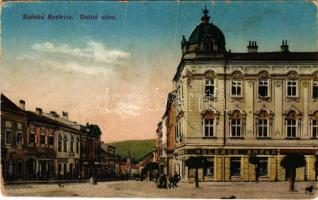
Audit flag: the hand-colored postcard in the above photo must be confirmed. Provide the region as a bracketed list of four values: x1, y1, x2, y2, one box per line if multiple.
[1, 0, 318, 199]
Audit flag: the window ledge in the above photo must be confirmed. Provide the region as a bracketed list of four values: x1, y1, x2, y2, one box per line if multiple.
[285, 137, 300, 140]
[286, 97, 299, 102]
[231, 96, 244, 100]
[204, 96, 217, 102]
[256, 137, 272, 140]
[230, 137, 244, 139]
[258, 96, 271, 101]
[202, 136, 217, 139]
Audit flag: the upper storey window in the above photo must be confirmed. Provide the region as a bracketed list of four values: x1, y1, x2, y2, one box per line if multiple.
[312, 72, 318, 99]
[286, 71, 299, 98]
[204, 71, 216, 99]
[205, 79, 214, 98]
[310, 111, 318, 138]
[58, 134, 62, 152]
[231, 71, 243, 98]
[256, 110, 271, 138]
[258, 71, 270, 98]
[202, 110, 218, 138]
[285, 110, 300, 138]
[231, 110, 243, 138]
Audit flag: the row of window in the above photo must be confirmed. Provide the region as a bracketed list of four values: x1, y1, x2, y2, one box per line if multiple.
[29, 131, 54, 146]
[4, 130, 23, 145]
[203, 112, 318, 138]
[58, 134, 80, 153]
[204, 79, 318, 99]
[188, 157, 269, 177]
[5, 121, 23, 130]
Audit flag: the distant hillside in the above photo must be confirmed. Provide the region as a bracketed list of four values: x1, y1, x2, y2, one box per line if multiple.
[109, 139, 156, 163]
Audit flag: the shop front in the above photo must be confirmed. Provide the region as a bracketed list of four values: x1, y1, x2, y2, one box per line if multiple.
[175, 148, 318, 182]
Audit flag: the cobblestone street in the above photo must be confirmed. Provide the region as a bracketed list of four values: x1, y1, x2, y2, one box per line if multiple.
[2, 181, 318, 199]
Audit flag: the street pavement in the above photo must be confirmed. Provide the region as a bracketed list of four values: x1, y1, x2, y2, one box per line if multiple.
[1, 180, 318, 199]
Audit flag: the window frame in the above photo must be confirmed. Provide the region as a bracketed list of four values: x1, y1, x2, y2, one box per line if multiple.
[312, 81, 318, 99]
[29, 130, 35, 144]
[230, 157, 241, 177]
[40, 131, 46, 145]
[63, 135, 68, 152]
[205, 78, 215, 99]
[5, 129, 12, 145]
[231, 80, 242, 97]
[258, 157, 268, 177]
[257, 119, 269, 138]
[204, 118, 214, 137]
[258, 80, 269, 98]
[16, 131, 23, 145]
[58, 134, 62, 152]
[286, 80, 298, 98]
[286, 118, 297, 138]
[311, 119, 318, 139]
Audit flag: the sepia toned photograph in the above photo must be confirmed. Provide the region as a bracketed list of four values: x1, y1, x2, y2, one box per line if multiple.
[0, 0, 317, 199]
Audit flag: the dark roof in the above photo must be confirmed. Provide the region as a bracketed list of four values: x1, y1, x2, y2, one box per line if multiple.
[228, 52, 318, 61]
[186, 8, 226, 51]
[173, 51, 318, 82]
[188, 23, 225, 47]
[26, 111, 79, 132]
[1, 93, 26, 116]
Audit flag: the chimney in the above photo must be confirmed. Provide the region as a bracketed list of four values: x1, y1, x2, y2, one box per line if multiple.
[19, 100, 25, 110]
[247, 41, 258, 53]
[280, 40, 289, 52]
[62, 111, 69, 120]
[35, 108, 42, 116]
[50, 111, 58, 117]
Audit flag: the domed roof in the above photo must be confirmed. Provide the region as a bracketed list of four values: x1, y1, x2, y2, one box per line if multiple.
[186, 8, 226, 52]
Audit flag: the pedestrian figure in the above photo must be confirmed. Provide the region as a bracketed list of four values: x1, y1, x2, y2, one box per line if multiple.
[173, 173, 180, 187]
[168, 175, 174, 188]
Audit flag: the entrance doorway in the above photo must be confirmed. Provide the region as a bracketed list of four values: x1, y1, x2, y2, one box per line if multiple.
[26, 158, 36, 180]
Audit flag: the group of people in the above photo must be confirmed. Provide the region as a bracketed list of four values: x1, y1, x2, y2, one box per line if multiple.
[157, 173, 180, 189]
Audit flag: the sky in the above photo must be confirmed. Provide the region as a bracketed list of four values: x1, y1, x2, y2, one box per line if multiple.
[1, 1, 317, 142]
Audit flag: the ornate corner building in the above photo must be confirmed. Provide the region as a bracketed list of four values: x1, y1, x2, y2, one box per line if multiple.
[164, 8, 318, 182]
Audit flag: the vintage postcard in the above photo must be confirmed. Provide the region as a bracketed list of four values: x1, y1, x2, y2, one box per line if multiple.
[0, 0, 318, 199]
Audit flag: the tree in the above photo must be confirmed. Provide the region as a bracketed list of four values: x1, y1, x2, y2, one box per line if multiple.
[280, 153, 306, 192]
[248, 155, 260, 182]
[185, 157, 207, 188]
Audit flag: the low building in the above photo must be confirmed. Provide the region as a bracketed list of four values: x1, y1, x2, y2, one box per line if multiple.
[1, 94, 27, 181]
[25, 109, 56, 180]
[100, 143, 116, 177]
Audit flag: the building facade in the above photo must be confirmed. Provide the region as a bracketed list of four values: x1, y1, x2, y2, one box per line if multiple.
[1, 94, 28, 181]
[1, 94, 114, 183]
[168, 8, 318, 182]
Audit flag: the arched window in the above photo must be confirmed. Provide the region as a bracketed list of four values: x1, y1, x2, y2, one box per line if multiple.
[258, 71, 270, 98]
[231, 110, 243, 137]
[202, 110, 218, 137]
[70, 136, 74, 153]
[310, 111, 318, 138]
[286, 71, 299, 98]
[256, 110, 270, 138]
[63, 135, 68, 152]
[285, 110, 299, 138]
[231, 71, 243, 97]
[58, 134, 62, 152]
[76, 137, 80, 153]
